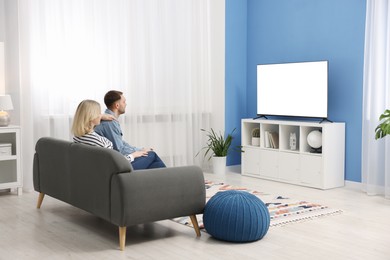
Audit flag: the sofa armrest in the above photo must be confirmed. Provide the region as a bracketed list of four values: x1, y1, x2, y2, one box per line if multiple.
[110, 165, 205, 227]
[34, 137, 133, 222]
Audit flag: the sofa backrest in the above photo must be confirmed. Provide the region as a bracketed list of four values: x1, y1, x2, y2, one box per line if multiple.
[33, 137, 132, 221]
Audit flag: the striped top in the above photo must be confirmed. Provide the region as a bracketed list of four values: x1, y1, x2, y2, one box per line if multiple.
[73, 131, 113, 149]
[73, 131, 134, 162]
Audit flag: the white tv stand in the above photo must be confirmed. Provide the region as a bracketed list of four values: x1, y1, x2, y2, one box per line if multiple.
[241, 118, 345, 189]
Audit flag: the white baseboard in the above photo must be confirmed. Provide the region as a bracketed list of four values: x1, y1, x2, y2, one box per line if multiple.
[226, 164, 241, 174]
[344, 180, 362, 191]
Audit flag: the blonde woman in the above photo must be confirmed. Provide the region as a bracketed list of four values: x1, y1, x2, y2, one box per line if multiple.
[71, 100, 115, 148]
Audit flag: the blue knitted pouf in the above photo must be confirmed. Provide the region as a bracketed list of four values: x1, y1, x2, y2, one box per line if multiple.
[203, 190, 270, 242]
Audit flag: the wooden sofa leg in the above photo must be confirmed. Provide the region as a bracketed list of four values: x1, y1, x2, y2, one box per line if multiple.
[189, 215, 201, 237]
[37, 193, 45, 209]
[119, 226, 126, 251]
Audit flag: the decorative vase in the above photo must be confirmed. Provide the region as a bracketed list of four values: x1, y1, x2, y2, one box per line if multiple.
[212, 156, 227, 175]
[289, 132, 297, 150]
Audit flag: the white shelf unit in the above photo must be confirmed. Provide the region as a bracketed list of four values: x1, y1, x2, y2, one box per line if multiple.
[0, 125, 22, 195]
[241, 119, 345, 189]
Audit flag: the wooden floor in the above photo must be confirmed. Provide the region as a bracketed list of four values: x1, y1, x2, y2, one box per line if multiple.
[1, 167, 390, 260]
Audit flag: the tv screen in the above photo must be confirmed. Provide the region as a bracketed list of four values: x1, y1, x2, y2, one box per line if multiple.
[257, 61, 328, 118]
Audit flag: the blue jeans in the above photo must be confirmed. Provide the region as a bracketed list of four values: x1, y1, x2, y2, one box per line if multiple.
[131, 151, 166, 170]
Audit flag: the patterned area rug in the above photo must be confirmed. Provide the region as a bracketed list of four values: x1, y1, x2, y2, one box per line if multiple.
[173, 180, 342, 229]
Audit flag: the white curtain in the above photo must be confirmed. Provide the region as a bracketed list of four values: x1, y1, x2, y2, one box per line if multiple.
[18, 0, 224, 190]
[362, 0, 390, 199]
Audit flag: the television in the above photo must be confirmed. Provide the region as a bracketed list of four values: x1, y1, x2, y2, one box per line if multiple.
[257, 60, 328, 119]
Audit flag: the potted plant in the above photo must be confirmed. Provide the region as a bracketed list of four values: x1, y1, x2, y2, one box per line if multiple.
[251, 128, 260, 146]
[375, 109, 390, 139]
[197, 128, 236, 175]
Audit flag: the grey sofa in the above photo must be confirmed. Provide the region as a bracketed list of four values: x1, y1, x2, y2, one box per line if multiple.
[33, 137, 205, 250]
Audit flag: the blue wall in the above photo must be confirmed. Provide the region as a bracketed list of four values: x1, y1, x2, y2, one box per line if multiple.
[226, 0, 367, 182]
[225, 0, 247, 165]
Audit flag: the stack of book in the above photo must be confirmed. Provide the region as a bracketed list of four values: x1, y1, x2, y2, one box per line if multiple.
[264, 131, 279, 149]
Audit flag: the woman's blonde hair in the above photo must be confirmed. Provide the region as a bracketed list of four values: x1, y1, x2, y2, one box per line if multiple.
[71, 100, 101, 137]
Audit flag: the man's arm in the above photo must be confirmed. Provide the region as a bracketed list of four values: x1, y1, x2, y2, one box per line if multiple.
[95, 121, 140, 155]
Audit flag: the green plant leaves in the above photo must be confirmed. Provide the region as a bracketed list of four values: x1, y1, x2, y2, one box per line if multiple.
[252, 128, 260, 137]
[375, 109, 390, 139]
[197, 128, 236, 160]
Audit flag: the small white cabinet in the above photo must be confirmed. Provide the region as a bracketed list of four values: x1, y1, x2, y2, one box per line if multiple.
[242, 146, 260, 176]
[278, 152, 300, 182]
[0, 126, 22, 195]
[241, 119, 345, 189]
[259, 150, 278, 179]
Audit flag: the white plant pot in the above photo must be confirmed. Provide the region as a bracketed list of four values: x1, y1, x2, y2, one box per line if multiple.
[252, 137, 260, 146]
[212, 156, 227, 175]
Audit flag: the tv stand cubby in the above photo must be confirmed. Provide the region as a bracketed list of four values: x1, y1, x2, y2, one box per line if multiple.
[241, 118, 345, 189]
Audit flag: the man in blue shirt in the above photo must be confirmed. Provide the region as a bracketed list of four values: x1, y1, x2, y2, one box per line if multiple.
[95, 90, 166, 170]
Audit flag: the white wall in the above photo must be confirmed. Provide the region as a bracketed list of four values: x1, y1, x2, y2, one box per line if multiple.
[0, 42, 4, 94]
[3, 0, 20, 125]
[0, 0, 20, 123]
[0, 0, 5, 94]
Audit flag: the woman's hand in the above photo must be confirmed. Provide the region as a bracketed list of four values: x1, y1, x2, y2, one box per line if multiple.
[101, 114, 117, 121]
[131, 150, 148, 158]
